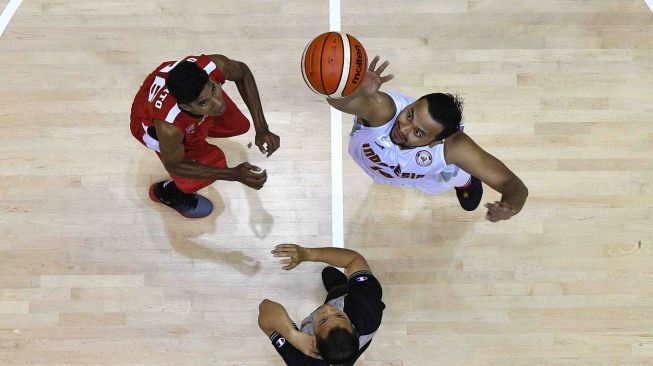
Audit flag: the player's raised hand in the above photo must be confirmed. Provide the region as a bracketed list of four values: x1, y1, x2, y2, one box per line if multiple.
[484, 201, 515, 222]
[271, 243, 310, 270]
[358, 55, 394, 96]
[233, 162, 267, 190]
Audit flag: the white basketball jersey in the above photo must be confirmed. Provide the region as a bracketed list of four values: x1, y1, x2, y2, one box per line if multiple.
[348, 91, 464, 195]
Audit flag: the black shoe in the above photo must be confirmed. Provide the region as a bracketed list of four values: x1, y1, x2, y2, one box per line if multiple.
[322, 266, 347, 292]
[149, 181, 213, 218]
[455, 176, 483, 211]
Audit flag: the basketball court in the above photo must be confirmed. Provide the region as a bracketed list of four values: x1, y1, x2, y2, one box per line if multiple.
[0, 1, 652, 365]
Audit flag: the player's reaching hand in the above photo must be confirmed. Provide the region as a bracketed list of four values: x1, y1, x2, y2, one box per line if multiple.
[255, 129, 280, 157]
[357, 55, 394, 97]
[233, 162, 267, 190]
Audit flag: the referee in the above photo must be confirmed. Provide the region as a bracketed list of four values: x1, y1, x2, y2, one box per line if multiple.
[258, 244, 385, 365]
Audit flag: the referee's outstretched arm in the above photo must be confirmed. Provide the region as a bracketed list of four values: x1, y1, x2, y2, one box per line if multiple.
[270, 244, 370, 275]
[258, 244, 375, 360]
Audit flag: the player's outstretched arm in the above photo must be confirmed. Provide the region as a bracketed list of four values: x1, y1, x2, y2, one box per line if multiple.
[271, 244, 370, 277]
[327, 56, 396, 127]
[444, 132, 529, 222]
[208, 54, 280, 157]
[154, 119, 268, 190]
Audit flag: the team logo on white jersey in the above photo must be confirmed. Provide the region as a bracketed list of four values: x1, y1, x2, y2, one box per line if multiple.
[276, 337, 286, 348]
[378, 135, 392, 147]
[416, 150, 433, 167]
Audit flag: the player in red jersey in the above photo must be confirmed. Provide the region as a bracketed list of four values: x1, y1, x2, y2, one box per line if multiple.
[130, 54, 279, 218]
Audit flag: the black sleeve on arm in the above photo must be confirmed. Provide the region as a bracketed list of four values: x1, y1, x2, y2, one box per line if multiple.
[269, 330, 327, 366]
[343, 271, 385, 335]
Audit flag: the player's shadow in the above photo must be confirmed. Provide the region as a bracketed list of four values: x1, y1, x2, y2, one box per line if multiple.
[346, 183, 473, 247]
[215, 138, 275, 239]
[161, 187, 261, 276]
[345, 182, 471, 294]
[346, 183, 479, 362]
[137, 149, 262, 276]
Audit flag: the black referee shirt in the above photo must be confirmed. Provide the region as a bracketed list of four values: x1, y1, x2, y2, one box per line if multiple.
[269, 270, 385, 365]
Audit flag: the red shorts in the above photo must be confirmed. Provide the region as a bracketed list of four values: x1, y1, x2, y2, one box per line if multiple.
[141, 108, 250, 194]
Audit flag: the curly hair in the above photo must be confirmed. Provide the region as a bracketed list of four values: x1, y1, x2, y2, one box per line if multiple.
[166, 61, 209, 104]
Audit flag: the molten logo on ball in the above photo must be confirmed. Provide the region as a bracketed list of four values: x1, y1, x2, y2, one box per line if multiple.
[352, 44, 363, 85]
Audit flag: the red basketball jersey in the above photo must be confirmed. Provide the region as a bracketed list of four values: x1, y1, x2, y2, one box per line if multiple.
[130, 54, 226, 152]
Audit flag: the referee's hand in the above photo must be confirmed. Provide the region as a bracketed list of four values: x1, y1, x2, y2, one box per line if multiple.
[271, 244, 308, 270]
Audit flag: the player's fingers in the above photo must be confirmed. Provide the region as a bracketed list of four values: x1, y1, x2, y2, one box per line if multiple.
[246, 163, 262, 173]
[271, 246, 295, 253]
[376, 60, 390, 75]
[283, 263, 298, 270]
[247, 169, 267, 180]
[369, 55, 379, 71]
[255, 139, 268, 154]
[265, 139, 275, 157]
[272, 251, 293, 258]
[380, 74, 394, 83]
[248, 174, 267, 184]
[274, 244, 296, 250]
[269, 136, 280, 154]
[253, 174, 268, 186]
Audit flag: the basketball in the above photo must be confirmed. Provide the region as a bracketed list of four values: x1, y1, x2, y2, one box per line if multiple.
[301, 32, 368, 98]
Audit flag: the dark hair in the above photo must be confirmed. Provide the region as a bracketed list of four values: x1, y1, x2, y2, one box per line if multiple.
[419, 93, 463, 140]
[166, 61, 209, 104]
[316, 326, 359, 365]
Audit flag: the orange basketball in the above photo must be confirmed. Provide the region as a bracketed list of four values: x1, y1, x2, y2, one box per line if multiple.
[301, 32, 368, 98]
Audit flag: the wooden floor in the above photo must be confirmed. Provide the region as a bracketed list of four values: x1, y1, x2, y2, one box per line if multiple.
[0, 1, 652, 365]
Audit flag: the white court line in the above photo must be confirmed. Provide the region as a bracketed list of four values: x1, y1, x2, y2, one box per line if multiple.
[645, 0, 653, 13]
[0, 0, 22, 37]
[329, 0, 344, 249]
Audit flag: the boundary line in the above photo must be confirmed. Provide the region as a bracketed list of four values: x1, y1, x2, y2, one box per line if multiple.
[0, 0, 22, 37]
[329, 0, 344, 249]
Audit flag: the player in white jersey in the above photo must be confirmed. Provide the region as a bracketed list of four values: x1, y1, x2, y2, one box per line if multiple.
[329, 57, 529, 222]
